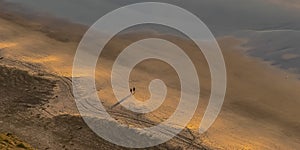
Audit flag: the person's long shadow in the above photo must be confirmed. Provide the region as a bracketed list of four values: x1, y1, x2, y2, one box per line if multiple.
[110, 94, 132, 109]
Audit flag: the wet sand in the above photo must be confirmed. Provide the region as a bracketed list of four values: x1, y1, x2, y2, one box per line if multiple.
[0, 6, 300, 150]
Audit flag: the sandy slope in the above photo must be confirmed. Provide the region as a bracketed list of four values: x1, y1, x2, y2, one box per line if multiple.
[0, 10, 300, 150]
[0, 17, 207, 149]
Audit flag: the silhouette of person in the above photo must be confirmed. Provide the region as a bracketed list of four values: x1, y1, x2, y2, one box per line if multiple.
[132, 87, 136, 94]
[130, 88, 132, 94]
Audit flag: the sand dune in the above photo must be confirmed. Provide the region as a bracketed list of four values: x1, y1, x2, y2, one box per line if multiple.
[0, 8, 300, 150]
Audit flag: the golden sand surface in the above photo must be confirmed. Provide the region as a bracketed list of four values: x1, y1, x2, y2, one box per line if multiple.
[0, 13, 299, 149]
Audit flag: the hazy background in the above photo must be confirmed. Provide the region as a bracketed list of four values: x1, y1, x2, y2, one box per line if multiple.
[4, 0, 300, 74]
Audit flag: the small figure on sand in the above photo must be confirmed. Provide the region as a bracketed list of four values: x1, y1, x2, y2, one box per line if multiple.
[132, 87, 136, 95]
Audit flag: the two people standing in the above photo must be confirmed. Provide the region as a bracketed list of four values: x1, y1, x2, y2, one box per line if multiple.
[110, 87, 136, 109]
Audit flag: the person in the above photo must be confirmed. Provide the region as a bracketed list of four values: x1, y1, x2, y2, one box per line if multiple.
[130, 88, 132, 94]
[132, 87, 136, 95]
